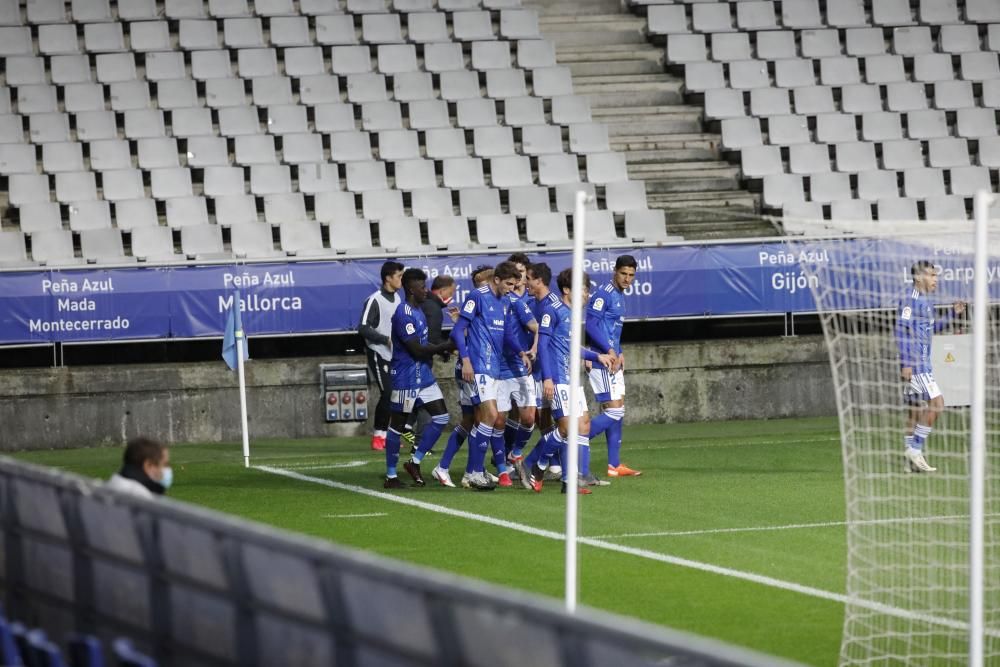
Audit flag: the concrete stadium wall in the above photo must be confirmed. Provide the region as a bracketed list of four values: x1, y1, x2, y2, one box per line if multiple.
[0, 335, 833, 451]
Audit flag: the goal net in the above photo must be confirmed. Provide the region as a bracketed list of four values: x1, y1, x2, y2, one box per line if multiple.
[790, 210, 1000, 666]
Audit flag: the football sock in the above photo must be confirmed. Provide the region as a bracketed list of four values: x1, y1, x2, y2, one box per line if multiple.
[578, 435, 590, 477]
[504, 419, 521, 451]
[912, 424, 932, 451]
[412, 414, 450, 464]
[466, 423, 492, 474]
[513, 422, 534, 458]
[491, 427, 510, 474]
[605, 407, 625, 467]
[439, 425, 468, 471]
[385, 428, 401, 477]
[904, 434, 915, 450]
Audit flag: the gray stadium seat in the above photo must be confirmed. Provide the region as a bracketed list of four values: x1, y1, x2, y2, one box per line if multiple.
[966, 0, 1000, 22]
[757, 30, 797, 60]
[69, 200, 113, 231]
[846, 28, 886, 56]
[214, 194, 259, 226]
[179, 19, 221, 50]
[721, 117, 762, 149]
[841, 84, 883, 113]
[325, 219, 371, 253]
[205, 167, 248, 197]
[903, 167, 946, 198]
[816, 114, 857, 143]
[113, 198, 159, 230]
[893, 27, 933, 56]
[0, 144, 37, 175]
[30, 113, 72, 144]
[346, 73, 389, 103]
[872, 0, 915, 26]
[517, 40, 556, 68]
[877, 197, 919, 221]
[9, 175, 52, 206]
[500, 9, 539, 39]
[624, 209, 671, 242]
[347, 161, 389, 192]
[393, 72, 435, 101]
[171, 108, 215, 138]
[191, 50, 233, 79]
[457, 98, 498, 127]
[979, 137, 1000, 168]
[239, 48, 279, 78]
[407, 12, 448, 43]
[234, 135, 278, 165]
[472, 126, 515, 157]
[684, 63, 726, 93]
[809, 172, 852, 203]
[712, 33, 751, 62]
[924, 196, 968, 221]
[330, 131, 374, 162]
[232, 221, 283, 257]
[605, 181, 648, 212]
[297, 163, 340, 194]
[16, 202, 63, 233]
[956, 109, 999, 138]
[939, 25, 980, 54]
[525, 212, 568, 245]
[85, 22, 126, 52]
[155, 80, 199, 110]
[377, 217, 426, 252]
[146, 51, 187, 81]
[81, 228, 133, 263]
[224, 18, 265, 48]
[820, 57, 861, 86]
[361, 101, 403, 131]
[219, 107, 262, 136]
[886, 82, 928, 112]
[166, 196, 210, 228]
[507, 185, 550, 215]
[830, 199, 872, 222]
[283, 134, 325, 164]
[488, 155, 532, 188]
[907, 110, 949, 139]
[704, 89, 746, 120]
[377, 44, 418, 74]
[949, 166, 992, 197]
[151, 167, 194, 198]
[857, 169, 900, 200]
[43, 142, 85, 173]
[423, 42, 464, 73]
[426, 216, 472, 250]
[0, 27, 31, 56]
[251, 165, 292, 194]
[729, 60, 771, 90]
[881, 140, 924, 169]
[749, 89, 790, 117]
[314, 104, 357, 133]
[782, 0, 822, 28]
[928, 138, 970, 168]
[475, 213, 520, 247]
[762, 173, 805, 207]
[124, 109, 166, 138]
[861, 112, 903, 141]
[453, 11, 495, 41]
[56, 171, 98, 202]
[425, 129, 469, 159]
[393, 158, 437, 190]
[774, 60, 815, 88]
[361, 189, 404, 219]
[440, 71, 482, 101]
[459, 187, 502, 217]
[267, 106, 309, 135]
[137, 138, 180, 169]
[960, 53, 1000, 82]
[933, 81, 976, 110]
[410, 187, 454, 219]
[271, 16, 311, 46]
[538, 154, 580, 185]
[913, 54, 955, 84]
[532, 67, 574, 97]
[181, 224, 230, 259]
[554, 182, 596, 213]
[835, 142, 877, 172]
[0, 230, 34, 267]
[790, 143, 832, 174]
[443, 157, 486, 188]
[8, 56, 47, 85]
[486, 70, 528, 99]
[378, 130, 421, 161]
[39, 24, 81, 54]
[280, 220, 334, 256]
[407, 100, 451, 130]
[740, 145, 784, 177]
[32, 229, 84, 265]
[119, 0, 159, 20]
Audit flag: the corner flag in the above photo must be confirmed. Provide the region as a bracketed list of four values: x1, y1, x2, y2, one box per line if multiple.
[223, 291, 249, 370]
[223, 290, 252, 467]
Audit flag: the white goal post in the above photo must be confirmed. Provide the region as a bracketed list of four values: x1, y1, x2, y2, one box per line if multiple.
[790, 191, 999, 666]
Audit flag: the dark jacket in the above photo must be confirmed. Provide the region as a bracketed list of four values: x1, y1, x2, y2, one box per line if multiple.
[420, 293, 448, 344]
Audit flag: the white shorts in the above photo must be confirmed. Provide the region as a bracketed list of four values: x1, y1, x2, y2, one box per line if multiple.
[497, 375, 537, 413]
[534, 379, 547, 409]
[390, 383, 444, 414]
[457, 377, 477, 408]
[905, 372, 942, 402]
[589, 366, 625, 402]
[471, 373, 499, 406]
[552, 383, 588, 420]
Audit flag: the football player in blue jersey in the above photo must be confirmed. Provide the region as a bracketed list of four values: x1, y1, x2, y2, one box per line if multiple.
[522, 268, 615, 494]
[497, 253, 539, 478]
[433, 265, 494, 489]
[449, 261, 531, 489]
[896, 260, 965, 473]
[586, 254, 642, 478]
[383, 268, 456, 489]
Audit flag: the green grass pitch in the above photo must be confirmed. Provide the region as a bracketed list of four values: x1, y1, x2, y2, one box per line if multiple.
[12, 417, 847, 666]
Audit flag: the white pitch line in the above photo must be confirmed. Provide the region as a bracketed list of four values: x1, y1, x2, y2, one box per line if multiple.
[323, 512, 388, 519]
[272, 460, 372, 471]
[255, 465, 1000, 638]
[593, 513, 1000, 539]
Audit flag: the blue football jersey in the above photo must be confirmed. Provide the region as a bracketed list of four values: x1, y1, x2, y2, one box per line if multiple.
[531, 292, 561, 380]
[458, 285, 508, 376]
[586, 282, 626, 354]
[895, 288, 937, 374]
[499, 292, 537, 380]
[538, 298, 573, 385]
[390, 303, 435, 390]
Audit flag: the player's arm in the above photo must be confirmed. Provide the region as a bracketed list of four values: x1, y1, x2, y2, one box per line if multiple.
[895, 301, 918, 379]
[357, 297, 389, 346]
[397, 312, 453, 361]
[450, 297, 476, 381]
[402, 337, 454, 361]
[503, 320, 532, 374]
[934, 302, 966, 331]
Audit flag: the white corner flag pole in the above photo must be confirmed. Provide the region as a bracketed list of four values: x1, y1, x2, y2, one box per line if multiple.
[969, 189, 992, 667]
[565, 190, 588, 613]
[236, 330, 251, 469]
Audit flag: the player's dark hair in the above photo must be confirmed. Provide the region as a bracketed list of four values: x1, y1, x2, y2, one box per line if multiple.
[911, 260, 935, 277]
[380, 260, 405, 283]
[471, 264, 493, 286]
[401, 268, 427, 294]
[615, 255, 638, 270]
[430, 274, 454, 291]
[123, 437, 167, 468]
[528, 262, 551, 286]
[556, 268, 591, 293]
[494, 261, 521, 281]
[507, 252, 531, 267]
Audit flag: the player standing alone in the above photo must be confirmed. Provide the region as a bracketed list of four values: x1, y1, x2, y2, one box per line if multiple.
[895, 260, 965, 473]
[586, 255, 642, 477]
[358, 261, 404, 451]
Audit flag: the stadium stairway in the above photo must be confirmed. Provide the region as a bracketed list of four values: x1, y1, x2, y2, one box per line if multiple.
[528, 0, 778, 239]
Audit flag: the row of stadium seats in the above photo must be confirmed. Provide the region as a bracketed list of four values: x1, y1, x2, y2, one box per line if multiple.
[0, 209, 672, 265]
[636, 0, 999, 27]
[0, 611, 156, 667]
[7, 181, 650, 230]
[628, 0, 1000, 223]
[0, 0, 525, 25]
[0, 11, 545, 52]
[0, 0, 666, 260]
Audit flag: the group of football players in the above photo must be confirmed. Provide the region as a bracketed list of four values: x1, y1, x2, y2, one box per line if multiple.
[360, 252, 641, 494]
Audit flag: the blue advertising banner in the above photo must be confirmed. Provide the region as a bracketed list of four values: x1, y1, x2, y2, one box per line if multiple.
[0, 240, 987, 346]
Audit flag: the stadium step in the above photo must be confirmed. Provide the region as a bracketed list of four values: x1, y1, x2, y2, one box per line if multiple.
[532, 0, 765, 240]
